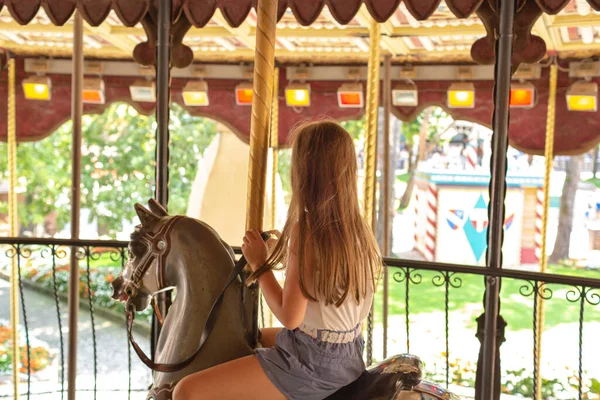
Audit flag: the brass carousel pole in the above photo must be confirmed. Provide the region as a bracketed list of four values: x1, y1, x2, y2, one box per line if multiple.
[7, 56, 20, 400]
[382, 54, 392, 359]
[246, 0, 278, 231]
[67, 13, 83, 400]
[268, 67, 280, 328]
[363, 17, 381, 367]
[534, 62, 557, 400]
[270, 67, 280, 231]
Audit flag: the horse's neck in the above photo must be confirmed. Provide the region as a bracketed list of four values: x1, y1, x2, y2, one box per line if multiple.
[152, 253, 254, 387]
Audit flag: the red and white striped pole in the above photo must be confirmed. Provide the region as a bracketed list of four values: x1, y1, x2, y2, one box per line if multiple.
[414, 189, 420, 247]
[465, 145, 477, 171]
[424, 183, 438, 261]
[535, 187, 544, 262]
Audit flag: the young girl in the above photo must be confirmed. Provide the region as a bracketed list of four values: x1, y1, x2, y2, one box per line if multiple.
[173, 121, 381, 400]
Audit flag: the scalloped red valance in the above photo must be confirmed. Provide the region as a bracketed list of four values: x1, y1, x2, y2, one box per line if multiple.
[0, 0, 598, 27]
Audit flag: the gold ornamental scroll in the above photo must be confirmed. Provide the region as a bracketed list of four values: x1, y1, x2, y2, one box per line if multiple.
[270, 67, 280, 230]
[8, 57, 20, 398]
[534, 62, 557, 400]
[246, 0, 278, 231]
[362, 19, 382, 227]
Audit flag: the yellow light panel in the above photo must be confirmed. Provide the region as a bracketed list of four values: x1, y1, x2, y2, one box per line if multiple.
[447, 82, 475, 108]
[22, 76, 51, 101]
[182, 80, 209, 106]
[285, 83, 311, 107]
[337, 83, 363, 108]
[566, 82, 597, 112]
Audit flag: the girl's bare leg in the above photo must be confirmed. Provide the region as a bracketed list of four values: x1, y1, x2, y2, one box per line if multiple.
[173, 355, 285, 400]
[259, 327, 282, 348]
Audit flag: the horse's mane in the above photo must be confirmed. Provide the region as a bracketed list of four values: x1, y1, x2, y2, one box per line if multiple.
[129, 225, 148, 259]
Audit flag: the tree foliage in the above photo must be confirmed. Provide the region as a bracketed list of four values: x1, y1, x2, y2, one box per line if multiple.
[0, 103, 217, 237]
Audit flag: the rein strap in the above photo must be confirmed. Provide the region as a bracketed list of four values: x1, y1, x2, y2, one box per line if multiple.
[127, 252, 250, 373]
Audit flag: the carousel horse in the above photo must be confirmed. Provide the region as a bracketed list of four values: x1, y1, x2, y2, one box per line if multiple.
[111, 199, 459, 400]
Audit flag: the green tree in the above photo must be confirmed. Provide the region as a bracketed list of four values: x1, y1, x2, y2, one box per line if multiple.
[399, 107, 452, 209]
[0, 103, 216, 237]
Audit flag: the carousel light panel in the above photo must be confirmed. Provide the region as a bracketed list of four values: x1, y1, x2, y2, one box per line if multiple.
[509, 82, 535, 108]
[235, 82, 254, 105]
[392, 87, 418, 107]
[285, 83, 311, 107]
[337, 83, 363, 108]
[129, 80, 156, 102]
[566, 82, 598, 112]
[182, 80, 209, 106]
[22, 76, 51, 101]
[82, 78, 105, 104]
[447, 82, 475, 108]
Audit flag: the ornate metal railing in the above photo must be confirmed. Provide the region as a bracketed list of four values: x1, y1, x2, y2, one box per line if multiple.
[1, 237, 599, 399]
[0, 237, 150, 400]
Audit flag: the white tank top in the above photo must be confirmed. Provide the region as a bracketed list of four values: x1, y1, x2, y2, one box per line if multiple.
[301, 281, 374, 331]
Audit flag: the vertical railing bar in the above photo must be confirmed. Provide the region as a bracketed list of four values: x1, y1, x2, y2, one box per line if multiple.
[120, 248, 132, 400]
[16, 245, 31, 399]
[84, 247, 98, 399]
[532, 282, 539, 400]
[578, 287, 585, 400]
[51, 245, 66, 400]
[445, 272, 450, 389]
[366, 304, 374, 366]
[405, 269, 410, 353]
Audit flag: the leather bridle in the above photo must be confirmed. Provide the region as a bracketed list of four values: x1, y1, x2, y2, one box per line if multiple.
[124, 217, 257, 373]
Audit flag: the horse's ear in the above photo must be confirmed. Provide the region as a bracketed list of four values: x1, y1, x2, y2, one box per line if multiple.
[148, 198, 169, 217]
[134, 203, 160, 228]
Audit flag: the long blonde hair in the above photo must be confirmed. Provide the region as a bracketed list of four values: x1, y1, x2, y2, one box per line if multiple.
[248, 120, 381, 306]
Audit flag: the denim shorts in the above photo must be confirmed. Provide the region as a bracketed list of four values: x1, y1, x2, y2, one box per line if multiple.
[255, 326, 365, 400]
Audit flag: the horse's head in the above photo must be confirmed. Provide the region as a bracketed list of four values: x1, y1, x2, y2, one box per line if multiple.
[111, 198, 180, 312]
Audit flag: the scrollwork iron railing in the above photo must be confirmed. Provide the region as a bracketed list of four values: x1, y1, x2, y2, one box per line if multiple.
[0, 237, 599, 399]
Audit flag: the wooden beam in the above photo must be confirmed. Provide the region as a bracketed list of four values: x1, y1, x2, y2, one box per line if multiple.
[0, 21, 73, 34]
[532, 13, 556, 52]
[84, 23, 137, 54]
[353, 5, 409, 56]
[543, 14, 564, 51]
[550, 14, 600, 28]
[211, 9, 255, 49]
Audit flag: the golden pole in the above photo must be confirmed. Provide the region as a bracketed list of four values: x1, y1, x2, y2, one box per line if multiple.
[363, 19, 382, 227]
[246, 0, 278, 231]
[270, 67, 279, 230]
[268, 67, 279, 327]
[535, 63, 557, 400]
[7, 56, 20, 399]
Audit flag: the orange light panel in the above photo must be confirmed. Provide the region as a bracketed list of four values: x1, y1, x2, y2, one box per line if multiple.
[235, 87, 253, 105]
[336, 83, 364, 108]
[22, 77, 51, 101]
[509, 83, 535, 108]
[285, 83, 311, 107]
[447, 83, 475, 108]
[82, 90, 103, 103]
[82, 78, 105, 104]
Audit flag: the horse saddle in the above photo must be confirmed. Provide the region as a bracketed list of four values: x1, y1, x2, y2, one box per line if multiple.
[326, 354, 459, 400]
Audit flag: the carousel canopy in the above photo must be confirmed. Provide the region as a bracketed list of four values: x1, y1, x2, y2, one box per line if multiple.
[1, 1, 599, 65]
[1, 0, 600, 155]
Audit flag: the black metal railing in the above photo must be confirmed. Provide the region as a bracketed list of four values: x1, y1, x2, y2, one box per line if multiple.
[0, 237, 150, 400]
[1, 237, 599, 399]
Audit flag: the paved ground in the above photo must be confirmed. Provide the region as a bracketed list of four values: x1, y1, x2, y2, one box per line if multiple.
[0, 279, 152, 399]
